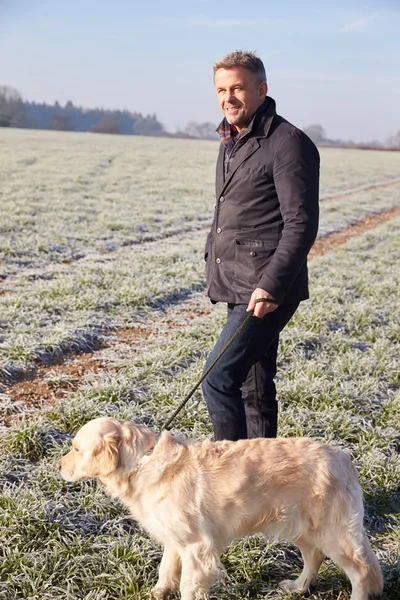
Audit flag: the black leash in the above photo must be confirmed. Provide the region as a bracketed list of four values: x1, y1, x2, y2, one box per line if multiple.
[160, 297, 278, 431]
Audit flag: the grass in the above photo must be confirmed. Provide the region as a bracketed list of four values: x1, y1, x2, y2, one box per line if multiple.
[2, 195, 400, 378]
[0, 131, 399, 598]
[1, 214, 399, 598]
[1, 128, 399, 277]
[1, 131, 399, 375]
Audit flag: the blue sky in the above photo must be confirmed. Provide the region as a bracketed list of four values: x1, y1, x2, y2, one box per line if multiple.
[1, 0, 399, 142]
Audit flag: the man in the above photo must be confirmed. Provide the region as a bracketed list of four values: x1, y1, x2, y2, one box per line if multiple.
[202, 50, 320, 441]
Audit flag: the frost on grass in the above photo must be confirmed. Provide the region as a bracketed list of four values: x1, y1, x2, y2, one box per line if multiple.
[1, 217, 400, 598]
[1, 131, 400, 598]
[0, 232, 207, 375]
[318, 183, 400, 237]
[1, 135, 400, 373]
[0, 129, 217, 276]
[0, 129, 399, 280]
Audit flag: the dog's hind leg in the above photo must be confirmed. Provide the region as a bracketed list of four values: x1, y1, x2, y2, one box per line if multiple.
[280, 537, 325, 593]
[322, 534, 382, 600]
[151, 543, 182, 599]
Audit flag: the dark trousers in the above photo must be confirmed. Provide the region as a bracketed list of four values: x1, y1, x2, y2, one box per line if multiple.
[202, 302, 299, 441]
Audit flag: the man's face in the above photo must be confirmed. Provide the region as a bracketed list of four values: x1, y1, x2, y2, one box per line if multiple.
[214, 66, 267, 132]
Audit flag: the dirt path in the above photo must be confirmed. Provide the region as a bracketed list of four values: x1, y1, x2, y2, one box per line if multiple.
[309, 205, 400, 258]
[1, 328, 153, 425]
[2, 203, 400, 420]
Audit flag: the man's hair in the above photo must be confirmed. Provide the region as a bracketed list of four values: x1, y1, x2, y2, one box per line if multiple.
[213, 50, 267, 84]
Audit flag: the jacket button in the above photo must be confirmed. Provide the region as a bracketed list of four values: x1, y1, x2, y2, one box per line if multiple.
[219, 196, 225, 202]
[249, 251, 257, 257]
[216, 258, 221, 264]
[216, 227, 222, 233]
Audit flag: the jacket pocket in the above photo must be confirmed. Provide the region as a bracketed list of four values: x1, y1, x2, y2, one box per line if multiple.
[232, 238, 276, 292]
[204, 231, 212, 261]
[204, 231, 214, 284]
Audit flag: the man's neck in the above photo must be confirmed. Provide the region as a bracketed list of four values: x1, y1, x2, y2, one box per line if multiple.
[233, 98, 267, 134]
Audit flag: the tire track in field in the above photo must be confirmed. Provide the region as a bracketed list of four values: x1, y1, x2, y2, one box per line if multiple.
[309, 205, 400, 258]
[0, 301, 214, 426]
[1, 178, 400, 287]
[319, 176, 400, 203]
[2, 192, 400, 419]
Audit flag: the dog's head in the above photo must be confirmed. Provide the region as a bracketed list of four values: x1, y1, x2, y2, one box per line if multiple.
[57, 417, 158, 482]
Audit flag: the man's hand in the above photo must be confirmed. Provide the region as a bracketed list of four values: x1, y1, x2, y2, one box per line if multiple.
[247, 288, 279, 318]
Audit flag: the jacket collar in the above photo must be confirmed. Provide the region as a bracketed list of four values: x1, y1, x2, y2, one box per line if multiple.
[215, 97, 277, 199]
[251, 96, 276, 138]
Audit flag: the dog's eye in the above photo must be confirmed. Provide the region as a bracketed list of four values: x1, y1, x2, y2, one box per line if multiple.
[73, 445, 80, 453]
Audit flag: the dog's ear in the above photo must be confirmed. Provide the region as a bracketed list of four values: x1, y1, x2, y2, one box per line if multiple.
[151, 431, 185, 469]
[91, 428, 121, 476]
[118, 421, 159, 470]
[103, 429, 121, 473]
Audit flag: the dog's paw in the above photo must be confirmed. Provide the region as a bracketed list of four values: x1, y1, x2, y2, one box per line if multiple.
[150, 586, 170, 599]
[279, 578, 305, 593]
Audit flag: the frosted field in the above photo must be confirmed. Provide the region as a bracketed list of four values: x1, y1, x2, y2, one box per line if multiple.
[0, 129, 399, 599]
[1, 128, 400, 276]
[1, 129, 400, 377]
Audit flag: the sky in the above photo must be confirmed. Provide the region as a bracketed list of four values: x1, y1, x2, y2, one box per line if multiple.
[1, 0, 399, 142]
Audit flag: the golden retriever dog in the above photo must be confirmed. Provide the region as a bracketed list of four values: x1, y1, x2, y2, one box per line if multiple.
[57, 417, 383, 600]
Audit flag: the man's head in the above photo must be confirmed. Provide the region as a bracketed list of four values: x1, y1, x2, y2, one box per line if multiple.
[213, 50, 268, 133]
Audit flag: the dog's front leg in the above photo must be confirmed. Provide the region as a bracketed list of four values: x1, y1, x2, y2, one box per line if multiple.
[179, 543, 220, 600]
[151, 543, 181, 599]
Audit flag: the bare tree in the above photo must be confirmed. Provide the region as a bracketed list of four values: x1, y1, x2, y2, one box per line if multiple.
[302, 124, 326, 145]
[0, 86, 25, 127]
[132, 113, 165, 136]
[184, 121, 218, 140]
[92, 114, 120, 134]
[50, 114, 75, 131]
[386, 130, 400, 149]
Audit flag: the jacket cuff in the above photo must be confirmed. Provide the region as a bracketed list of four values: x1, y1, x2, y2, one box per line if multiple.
[257, 275, 284, 305]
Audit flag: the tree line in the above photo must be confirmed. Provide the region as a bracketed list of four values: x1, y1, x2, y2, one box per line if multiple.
[300, 123, 400, 150]
[0, 86, 165, 136]
[1, 86, 399, 147]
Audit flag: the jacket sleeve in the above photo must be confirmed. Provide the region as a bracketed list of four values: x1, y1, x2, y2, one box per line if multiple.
[257, 129, 320, 303]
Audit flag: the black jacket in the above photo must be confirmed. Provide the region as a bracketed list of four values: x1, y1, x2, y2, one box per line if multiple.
[205, 97, 320, 305]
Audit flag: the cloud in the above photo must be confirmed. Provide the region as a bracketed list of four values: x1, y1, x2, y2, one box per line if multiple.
[274, 70, 400, 82]
[344, 51, 400, 66]
[340, 12, 379, 33]
[187, 17, 277, 28]
[127, 16, 290, 28]
[271, 70, 400, 92]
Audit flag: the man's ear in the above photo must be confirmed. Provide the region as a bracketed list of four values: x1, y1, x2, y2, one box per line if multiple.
[259, 81, 268, 100]
[93, 429, 121, 476]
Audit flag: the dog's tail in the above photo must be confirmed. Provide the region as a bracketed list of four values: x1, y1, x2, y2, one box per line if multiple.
[363, 534, 383, 597]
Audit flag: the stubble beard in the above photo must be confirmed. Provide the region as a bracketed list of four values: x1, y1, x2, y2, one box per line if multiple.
[224, 105, 246, 129]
